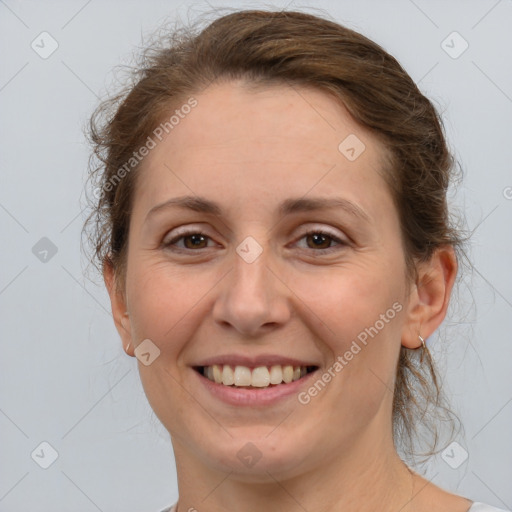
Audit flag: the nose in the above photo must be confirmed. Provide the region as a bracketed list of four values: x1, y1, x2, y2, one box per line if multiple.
[212, 247, 292, 337]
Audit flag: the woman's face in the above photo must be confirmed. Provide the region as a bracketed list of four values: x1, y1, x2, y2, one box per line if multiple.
[112, 81, 417, 478]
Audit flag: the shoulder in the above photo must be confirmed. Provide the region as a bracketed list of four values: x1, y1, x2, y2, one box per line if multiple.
[159, 500, 510, 512]
[159, 505, 176, 512]
[410, 472, 508, 512]
[469, 503, 510, 512]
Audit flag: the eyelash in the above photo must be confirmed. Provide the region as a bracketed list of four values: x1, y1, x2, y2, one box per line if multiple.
[163, 229, 347, 255]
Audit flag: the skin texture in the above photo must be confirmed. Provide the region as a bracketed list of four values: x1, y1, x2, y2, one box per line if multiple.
[104, 81, 469, 512]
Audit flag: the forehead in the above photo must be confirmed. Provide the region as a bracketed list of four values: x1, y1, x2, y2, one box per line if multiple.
[133, 80, 394, 221]
[161, 80, 378, 160]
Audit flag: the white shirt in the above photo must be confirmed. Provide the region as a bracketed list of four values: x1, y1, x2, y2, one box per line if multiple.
[470, 504, 510, 512]
[161, 502, 509, 511]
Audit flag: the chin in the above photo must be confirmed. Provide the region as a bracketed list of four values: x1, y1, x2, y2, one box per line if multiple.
[189, 426, 318, 481]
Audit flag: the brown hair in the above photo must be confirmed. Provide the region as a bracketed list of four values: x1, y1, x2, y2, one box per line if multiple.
[84, 8, 466, 461]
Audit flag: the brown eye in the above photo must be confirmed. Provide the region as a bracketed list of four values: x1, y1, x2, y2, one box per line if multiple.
[182, 234, 209, 249]
[306, 232, 333, 249]
[163, 231, 214, 251]
[295, 230, 347, 254]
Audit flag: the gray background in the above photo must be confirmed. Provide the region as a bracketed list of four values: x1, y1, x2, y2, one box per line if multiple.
[1, 0, 511, 511]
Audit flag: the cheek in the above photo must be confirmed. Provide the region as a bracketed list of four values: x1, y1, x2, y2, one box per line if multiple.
[125, 260, 216, 350]
[290, 260, 404, 341]
[124, 262, 217, 422]
[290, 260, 405, 397]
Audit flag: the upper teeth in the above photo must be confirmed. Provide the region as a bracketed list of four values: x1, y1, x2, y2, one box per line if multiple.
[203, 364, 310, 387]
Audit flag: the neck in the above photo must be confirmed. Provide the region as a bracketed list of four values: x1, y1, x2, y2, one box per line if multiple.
[171, 428, 416, 512]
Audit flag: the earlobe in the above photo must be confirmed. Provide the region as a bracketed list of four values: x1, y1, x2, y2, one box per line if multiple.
[103, 258, 135, 357]
[120, 313, 135, 356]
[401, 246, 457, 350]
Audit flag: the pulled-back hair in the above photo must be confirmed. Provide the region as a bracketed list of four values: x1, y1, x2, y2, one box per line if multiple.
[84, 8, 467, 461]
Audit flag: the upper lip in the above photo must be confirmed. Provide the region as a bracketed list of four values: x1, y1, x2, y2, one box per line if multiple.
[193, 354, 320, 368]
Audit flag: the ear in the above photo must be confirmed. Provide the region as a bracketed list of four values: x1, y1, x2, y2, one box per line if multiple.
[401, 245, 458, 349]
[103, 258, 135, 357]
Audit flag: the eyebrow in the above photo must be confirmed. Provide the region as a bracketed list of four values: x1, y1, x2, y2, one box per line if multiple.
[145, 195, 371, 223]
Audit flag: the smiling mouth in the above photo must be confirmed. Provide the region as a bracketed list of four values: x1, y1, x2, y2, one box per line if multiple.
[194, 364, 319, 388]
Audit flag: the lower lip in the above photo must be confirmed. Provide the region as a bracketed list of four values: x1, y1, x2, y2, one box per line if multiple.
[193, 369, 319, 406]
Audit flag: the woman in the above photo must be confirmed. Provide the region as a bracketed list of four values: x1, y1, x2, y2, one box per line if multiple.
[85, 9, 509, 512]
